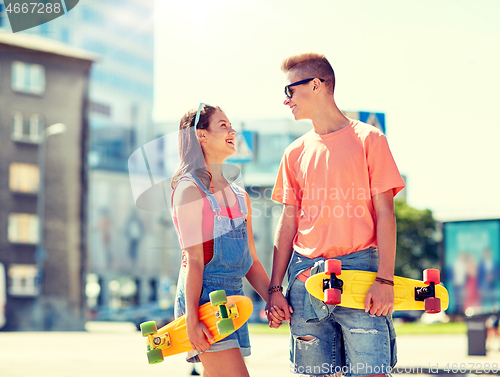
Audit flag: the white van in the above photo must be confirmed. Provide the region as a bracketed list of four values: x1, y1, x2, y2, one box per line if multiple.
[0, 263, 6, 329]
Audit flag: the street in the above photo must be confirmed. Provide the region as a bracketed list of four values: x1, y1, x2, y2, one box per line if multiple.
[0, 322, 499, 377]
[0, 322, 291, 377]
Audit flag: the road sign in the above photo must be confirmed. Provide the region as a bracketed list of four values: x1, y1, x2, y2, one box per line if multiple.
[226, 130, 255, 163]
[343, 111, 386, 134]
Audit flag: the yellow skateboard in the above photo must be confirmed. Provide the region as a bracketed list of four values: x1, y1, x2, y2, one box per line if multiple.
[305, 260, 449, 313]
[140, 290, 253, 364]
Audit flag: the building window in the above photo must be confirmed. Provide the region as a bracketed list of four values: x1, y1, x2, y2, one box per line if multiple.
[90, 101, 111, 117]
[11, 112, 43, 142]
[29, 114, 43, 142]
[11, 61, 46, 95]
[8, 265, 39, 297]
[60, 27, 69, 43]
[12, 111, 24, 139]
[8, 213, 39, 244]
[9, 163, 39, 194]
[40, 22, 49, 37]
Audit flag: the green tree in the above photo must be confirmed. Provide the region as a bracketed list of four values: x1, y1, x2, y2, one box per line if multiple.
[394, 200, 440, 279]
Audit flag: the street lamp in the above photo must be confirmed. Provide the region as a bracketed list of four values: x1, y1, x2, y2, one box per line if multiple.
[34, 122, 66, 329]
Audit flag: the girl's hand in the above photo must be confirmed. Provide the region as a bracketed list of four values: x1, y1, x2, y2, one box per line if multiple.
[186, 317, 215, 352]
[266, 293, 293, 325]
[266, 302, 293, 328]
[268, 313, 284, 329]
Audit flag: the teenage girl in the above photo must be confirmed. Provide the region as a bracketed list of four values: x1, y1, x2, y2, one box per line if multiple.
[171, 104, 282, 377]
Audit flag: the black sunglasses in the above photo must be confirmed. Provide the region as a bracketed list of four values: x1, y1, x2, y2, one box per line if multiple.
[284, 78, 325, 99]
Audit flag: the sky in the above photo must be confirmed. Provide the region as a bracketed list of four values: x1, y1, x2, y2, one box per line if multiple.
[153, 0, 500, 221]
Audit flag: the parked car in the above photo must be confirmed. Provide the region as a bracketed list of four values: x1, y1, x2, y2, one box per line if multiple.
[392, 310, 422, 322]
[127, 303, 175, 330]
[0, 263, 6, 329]
[93, 302, 175, 331]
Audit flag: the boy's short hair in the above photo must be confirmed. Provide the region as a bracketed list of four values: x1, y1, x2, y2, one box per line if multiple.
[281, 52, 335, 94]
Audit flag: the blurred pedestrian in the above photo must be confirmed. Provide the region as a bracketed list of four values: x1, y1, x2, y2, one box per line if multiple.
[486, 314, 499, 351]
[478, 248, 498, 308]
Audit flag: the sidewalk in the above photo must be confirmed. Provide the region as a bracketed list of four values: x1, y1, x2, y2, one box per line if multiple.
[0, 323, 498, 377]
[160, 331, 499, 376]
[247, 332, 500, 376]
[394, 334, 499, 375]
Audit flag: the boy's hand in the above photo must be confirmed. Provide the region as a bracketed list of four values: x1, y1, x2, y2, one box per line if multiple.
[266, 292, 293, 326]
[364, 282, 394, 316]
[266, 304, 286, 328]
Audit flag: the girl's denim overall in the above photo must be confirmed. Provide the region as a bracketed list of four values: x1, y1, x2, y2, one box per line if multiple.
[174, 173, 253, 363]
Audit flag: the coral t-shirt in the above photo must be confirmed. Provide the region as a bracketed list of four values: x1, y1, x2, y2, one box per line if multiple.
[272, 120, 405, 261]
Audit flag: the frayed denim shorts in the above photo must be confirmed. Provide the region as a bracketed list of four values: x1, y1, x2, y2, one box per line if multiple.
[288, 249, 397, 376]
[175, 280, 251, 364]
[184, 327, 251, 363]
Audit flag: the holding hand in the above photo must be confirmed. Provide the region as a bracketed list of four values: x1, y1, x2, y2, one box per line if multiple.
[266, 290, 293, 327]
[364, 280, 395, 316]
[187, 317, 215, 352]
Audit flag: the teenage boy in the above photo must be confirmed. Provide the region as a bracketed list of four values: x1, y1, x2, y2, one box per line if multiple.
[266, 53, 405, 377]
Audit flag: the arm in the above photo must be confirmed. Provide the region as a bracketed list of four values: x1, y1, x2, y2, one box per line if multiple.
[243, 194, 283, 328]
[265, 204, 299, 323]
[364, 190, 396, 316]
[173, 183, 214, 351]
[244, 193, 270, 301]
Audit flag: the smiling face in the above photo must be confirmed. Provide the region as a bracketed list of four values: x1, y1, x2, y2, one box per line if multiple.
[283, 70, 315, 121]
[198, 110, 236, 162]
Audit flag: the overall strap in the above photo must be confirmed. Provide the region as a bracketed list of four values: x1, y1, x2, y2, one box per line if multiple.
[229, 183, 248, 217]
[176, 173, 221, 214]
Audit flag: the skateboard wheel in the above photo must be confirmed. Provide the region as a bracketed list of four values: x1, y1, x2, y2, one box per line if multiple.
[210, 290, 228, 306]
[216, 318, 235, 336]
[424, 297, 441, 313]
[140, 321, 157, 337]
[147, 348, 164, 364]
[325, 259, 341, 276]
[423, 269, 440, 285]
[324, 288, 341, 305]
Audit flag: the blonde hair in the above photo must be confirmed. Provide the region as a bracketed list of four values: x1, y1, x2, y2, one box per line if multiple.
[281, 52, 335, 93]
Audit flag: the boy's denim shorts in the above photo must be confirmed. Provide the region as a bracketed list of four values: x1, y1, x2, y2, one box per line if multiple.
[287, 250, 397, 376]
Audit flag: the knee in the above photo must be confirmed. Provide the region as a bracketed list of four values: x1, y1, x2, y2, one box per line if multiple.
[297, 335, 316, 342]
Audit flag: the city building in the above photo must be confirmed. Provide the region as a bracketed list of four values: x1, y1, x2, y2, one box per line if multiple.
[0, 31, 95, 330]
[0, 1, 159, 316]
